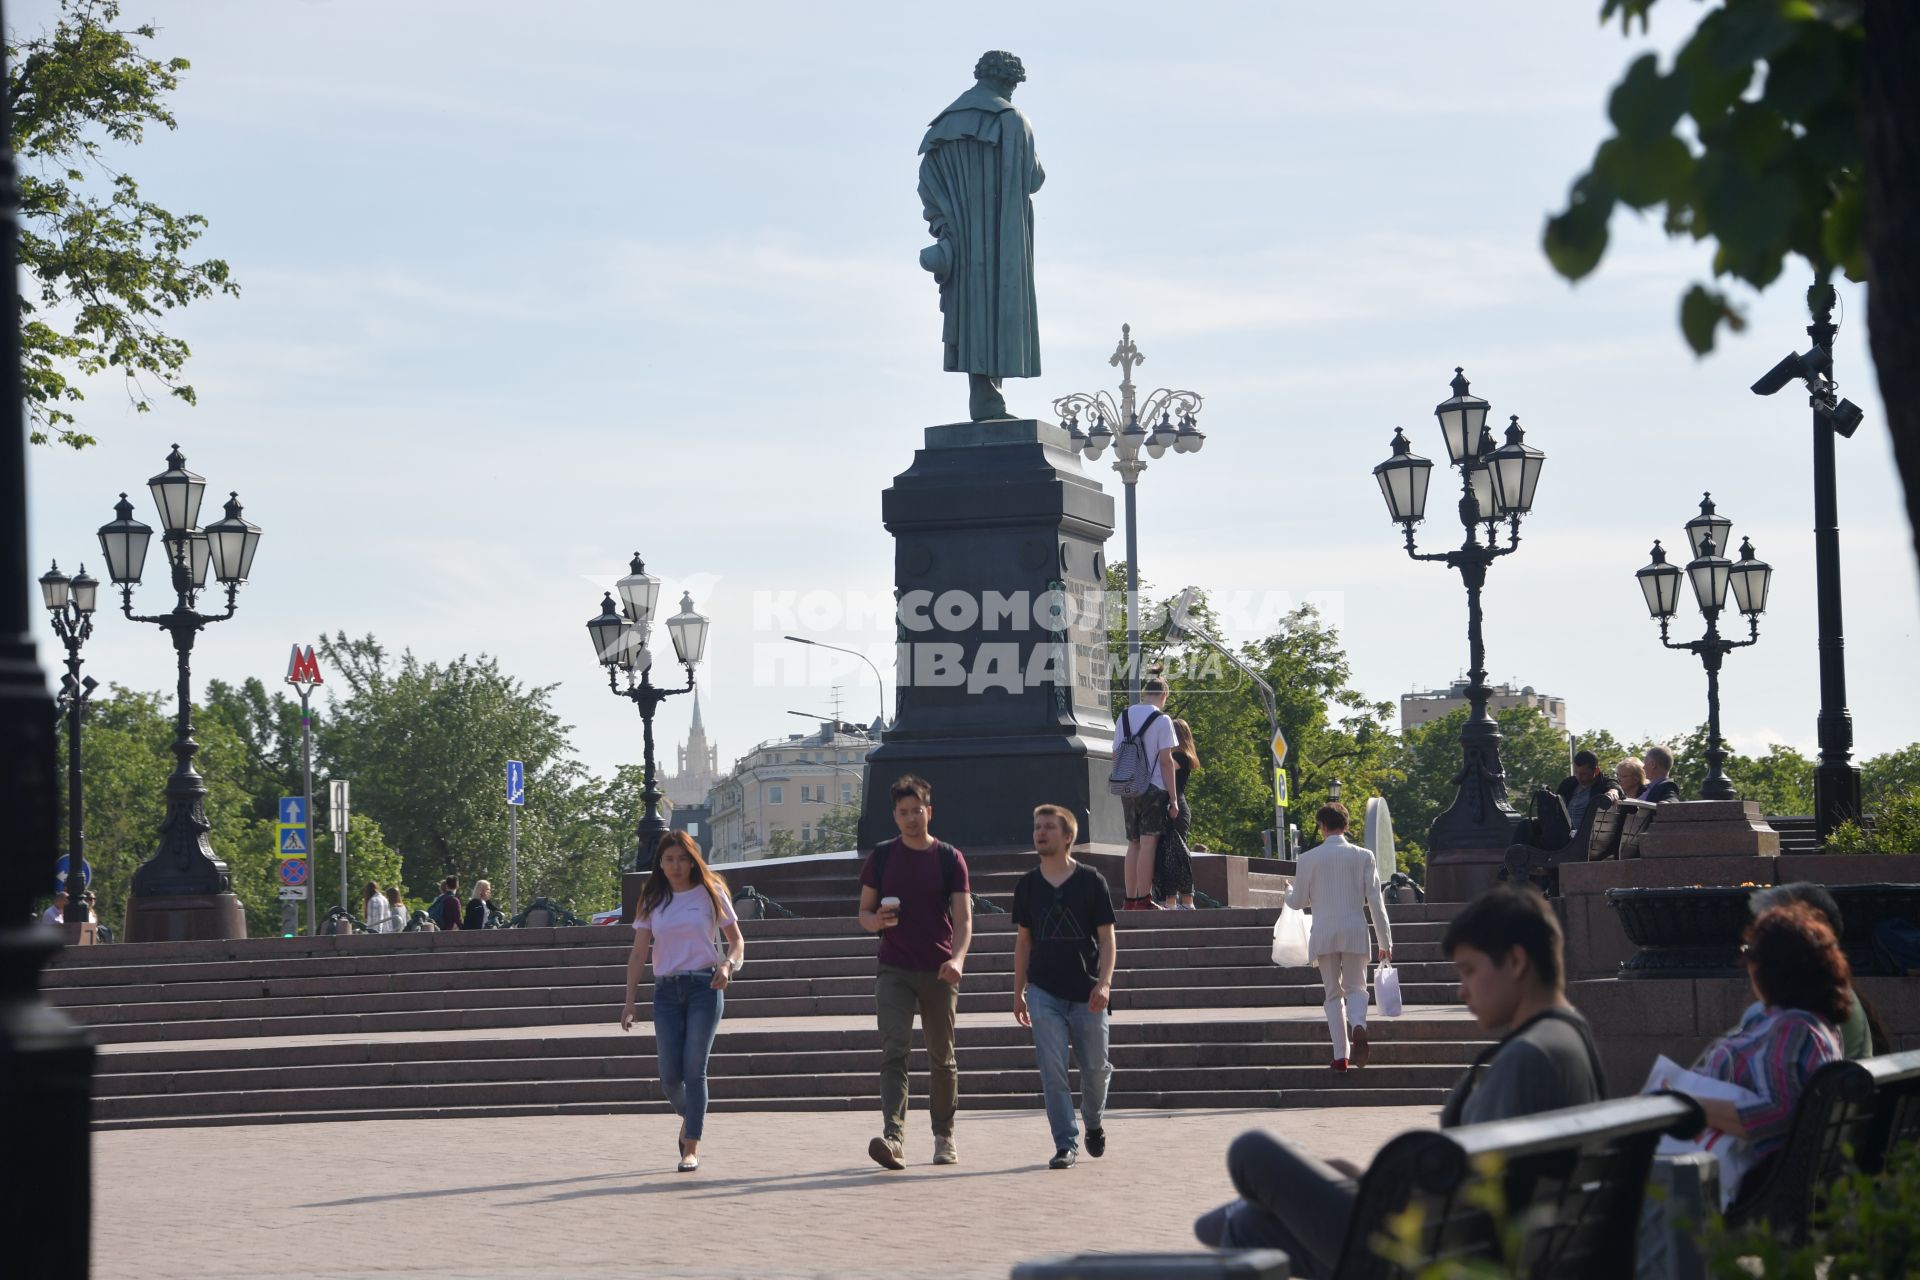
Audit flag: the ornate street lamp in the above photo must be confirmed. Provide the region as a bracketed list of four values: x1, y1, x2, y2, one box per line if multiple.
[1373, 368, 1546, 901]
[40, 561, 101, 913]
[99, 449, 263, 941]
[1749, 286, 1865, 839]
[1636, 501, 1773, 800]
[589, 555, 708, 869]
[1053, 323, 1207, 702]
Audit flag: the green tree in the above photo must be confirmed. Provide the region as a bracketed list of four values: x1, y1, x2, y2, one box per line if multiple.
[1547, 0, 1920, 578]
[1382, 705, 1579, 856]
[1109, 569, 1397, 856]
[315, 633, 588, 899]
[1863, 742, 1920, 812]
[5, 0, 238, 447]
[1665, 725, 1815, 814]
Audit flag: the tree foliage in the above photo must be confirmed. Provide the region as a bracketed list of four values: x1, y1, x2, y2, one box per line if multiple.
[5, 0, 237, 446]
[316, 633, 617, 907]
[1546, 0, 1863, 353]
[1108, 568, 1397, 857]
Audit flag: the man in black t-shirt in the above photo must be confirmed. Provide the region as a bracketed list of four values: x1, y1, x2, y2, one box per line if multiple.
[1012, 804, 1118, 1169]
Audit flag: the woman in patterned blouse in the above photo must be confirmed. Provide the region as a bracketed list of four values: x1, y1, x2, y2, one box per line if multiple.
[1683, 903, 1848, 1194]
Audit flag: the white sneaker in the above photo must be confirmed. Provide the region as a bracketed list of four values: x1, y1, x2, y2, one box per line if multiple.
[933, 1135, 958, 1165]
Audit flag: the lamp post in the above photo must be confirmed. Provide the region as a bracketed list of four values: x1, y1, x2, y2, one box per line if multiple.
[1053, 324, 1206, 702]
[39, 562, 100, 913]
[1, 9, 98, 1265]
[1372, 368, 1546, 901]
[589, 554, 709, 869]
[1635, 496, 1773, 800]
[784, 634, 888, 732]
[1749, 287, 1864, 839]
[98, 447, 263, 941]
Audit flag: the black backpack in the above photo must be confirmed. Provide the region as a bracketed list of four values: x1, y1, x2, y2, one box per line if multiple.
[1515, 787, 1572, 851]
[867, 840, 963, 917]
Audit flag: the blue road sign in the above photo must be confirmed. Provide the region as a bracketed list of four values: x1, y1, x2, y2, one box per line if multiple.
[279, 796, 308, 826]
[507, 759, 525, 807]
[278, 826, 310, 855]
[54, 854, 92, 894]
[279, 858, 308, 887]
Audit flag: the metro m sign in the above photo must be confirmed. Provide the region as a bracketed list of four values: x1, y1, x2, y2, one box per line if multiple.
[286, 643, 323, 689]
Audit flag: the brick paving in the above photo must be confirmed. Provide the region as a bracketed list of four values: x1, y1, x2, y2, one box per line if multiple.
[94, 1104, 1437, 1279]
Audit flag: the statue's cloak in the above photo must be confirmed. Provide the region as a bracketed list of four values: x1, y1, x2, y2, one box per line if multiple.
[919, 84, 1045, 378]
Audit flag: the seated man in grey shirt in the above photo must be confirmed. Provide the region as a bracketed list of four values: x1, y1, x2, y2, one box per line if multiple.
[1195, 884, 1604, 1278]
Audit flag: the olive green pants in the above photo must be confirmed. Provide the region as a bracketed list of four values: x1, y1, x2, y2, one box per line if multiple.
[876, 963, 959, 1141]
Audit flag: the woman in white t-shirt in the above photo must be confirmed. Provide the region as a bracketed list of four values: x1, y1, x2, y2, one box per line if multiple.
[362, 881, 391, 933]
[620, 831, 744, 1172]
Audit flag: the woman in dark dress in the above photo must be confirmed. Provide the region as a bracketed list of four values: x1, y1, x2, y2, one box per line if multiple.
[1154, 719, 1201, 909]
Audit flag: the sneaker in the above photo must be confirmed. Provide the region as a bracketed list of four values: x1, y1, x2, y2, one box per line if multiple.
[933, 1135, 958, 1165]
[1085, 1127, 1106, 1158]
[1349, 1025, 1371, 1070]
[1330, 1057, 1349, 1072]
[1049, 1147, 1077, 1170]
[868, 1135, 905, 1170]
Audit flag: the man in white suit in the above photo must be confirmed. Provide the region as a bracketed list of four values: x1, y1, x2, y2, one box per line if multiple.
[1285, 802, 1391, 1071]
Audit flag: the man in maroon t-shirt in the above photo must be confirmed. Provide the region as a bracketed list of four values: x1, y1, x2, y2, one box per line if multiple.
[858, 774, 973, 1169]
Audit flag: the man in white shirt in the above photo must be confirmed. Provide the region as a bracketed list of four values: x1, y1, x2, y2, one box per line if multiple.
[1285, 802, 1391, 1071]
[1111, 677, 1180, 910]
[40, 891, 67, 925]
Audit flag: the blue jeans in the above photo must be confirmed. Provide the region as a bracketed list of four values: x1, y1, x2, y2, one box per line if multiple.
[1027, 984, 1111, 1151]
[653, 969, 723, 1141]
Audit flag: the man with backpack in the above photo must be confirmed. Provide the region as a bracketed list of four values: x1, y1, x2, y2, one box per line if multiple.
[1111, 676, 1180, 910]
[857, 774, 972, 1170]
[429, 876, 463, 931]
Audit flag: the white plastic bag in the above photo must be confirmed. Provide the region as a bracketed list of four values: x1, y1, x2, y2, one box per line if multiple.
[1374, 963, 1404, 1017]
[1642, 1054, 1762, 1208]
[1271, 905, 1311, 968]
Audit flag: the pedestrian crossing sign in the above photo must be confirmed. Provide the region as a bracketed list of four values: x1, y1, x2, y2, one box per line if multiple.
[277, 824, 310, 856]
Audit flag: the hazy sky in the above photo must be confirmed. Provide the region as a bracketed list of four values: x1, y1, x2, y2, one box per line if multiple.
[18, 1, 1919, 801]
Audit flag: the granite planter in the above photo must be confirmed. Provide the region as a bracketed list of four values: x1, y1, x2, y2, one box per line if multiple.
[1606, 886, 1753, 978]
[1606, 882, 1920, 978]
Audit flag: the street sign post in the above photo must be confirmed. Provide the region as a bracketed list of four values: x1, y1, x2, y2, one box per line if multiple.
[286, 646, 323, 936]
[53, 854, 91, 894]
[328, 779, 350, 912]
[506, 760, 524, 917]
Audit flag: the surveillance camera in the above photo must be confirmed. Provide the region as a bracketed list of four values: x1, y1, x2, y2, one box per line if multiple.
[1818, 398, 1865, 438]
[1751, 352, 1803, 396]
[1750, 347, 1831, 396]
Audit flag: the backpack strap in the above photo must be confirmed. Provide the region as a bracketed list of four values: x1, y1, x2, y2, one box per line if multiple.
[937, 842, 960, 899]
[1121, 706, 1162, 744]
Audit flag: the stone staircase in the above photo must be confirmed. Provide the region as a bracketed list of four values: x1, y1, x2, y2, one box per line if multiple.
[49, 868, 1483, 1131]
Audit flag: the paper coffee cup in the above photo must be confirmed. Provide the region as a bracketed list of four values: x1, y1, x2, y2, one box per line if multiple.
[880, 896, 901, 910]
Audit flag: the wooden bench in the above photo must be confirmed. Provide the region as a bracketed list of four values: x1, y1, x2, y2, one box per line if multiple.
[1724, 1047, 1920, 1244]
[1014, 1094, 1705, 1280]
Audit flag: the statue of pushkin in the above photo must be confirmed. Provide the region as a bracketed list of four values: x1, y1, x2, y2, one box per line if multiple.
[919, 50, 1045, 422]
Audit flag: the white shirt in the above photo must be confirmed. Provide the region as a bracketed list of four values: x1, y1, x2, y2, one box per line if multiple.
[1112, 703, 1179, 791]
[41, 904, 63, 925]
[364, 894, 392, 932]
[384, 901, 408, 933]
[1285, 833, 1392, 959]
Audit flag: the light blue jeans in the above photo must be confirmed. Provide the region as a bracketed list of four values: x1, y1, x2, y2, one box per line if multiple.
[1027, 984, 1112, 1152]
[654, 969, 723, 1141]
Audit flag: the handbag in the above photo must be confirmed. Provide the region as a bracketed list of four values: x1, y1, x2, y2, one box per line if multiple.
[1271, 904, 1311, 968]
[1374, 963, 1404, 1017]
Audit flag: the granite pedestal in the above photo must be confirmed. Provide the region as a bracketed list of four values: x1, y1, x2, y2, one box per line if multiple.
[858, 419, 1120, 852]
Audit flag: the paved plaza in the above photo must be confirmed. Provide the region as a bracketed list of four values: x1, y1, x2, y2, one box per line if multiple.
[96, 1104, 1436, 1279]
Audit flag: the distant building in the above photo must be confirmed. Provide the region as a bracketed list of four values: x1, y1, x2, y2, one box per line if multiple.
[1400, 681, 1568, 733]
[705, 720, 875, 864]
[662, 689, 720, 808]
[670, 802, 712, 845]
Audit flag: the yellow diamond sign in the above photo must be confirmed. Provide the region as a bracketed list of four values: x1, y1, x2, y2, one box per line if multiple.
[1270, 726, 1288, 767]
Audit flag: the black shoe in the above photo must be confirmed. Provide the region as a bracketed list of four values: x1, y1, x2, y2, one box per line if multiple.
[1085, 1127, 1106, 1158]
[1049, 1147, 1077, 1169]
